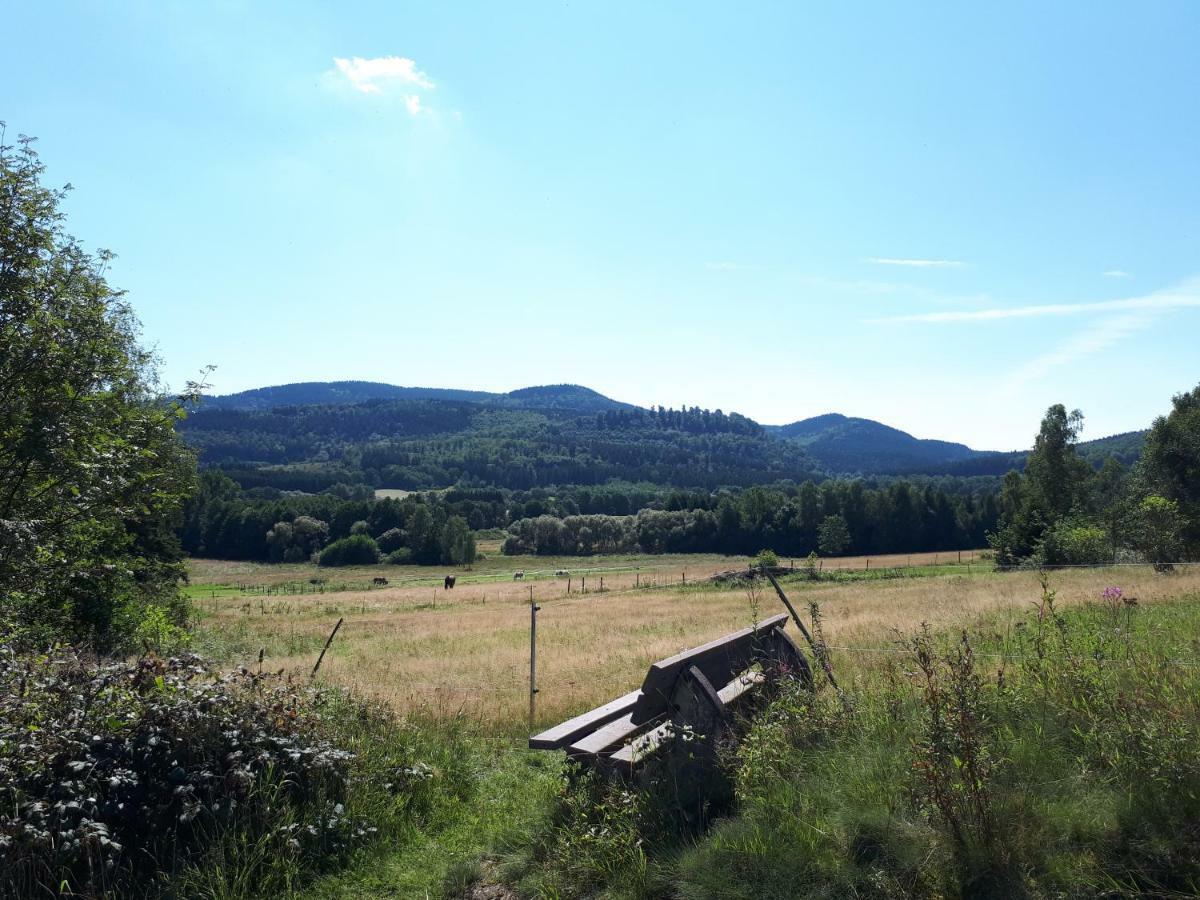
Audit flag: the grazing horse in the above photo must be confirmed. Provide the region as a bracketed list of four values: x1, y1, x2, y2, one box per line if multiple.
[444, 574, 456, 590]
[555, 569, 569, 577]
[513, 571, 524, 580]
[372, 576, 388, 586]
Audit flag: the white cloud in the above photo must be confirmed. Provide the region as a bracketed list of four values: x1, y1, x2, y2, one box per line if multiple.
[868, 278, 1200, 324]
[331, 56, 434, 113]
[1103, 269, 1131, 278]
[864, 257, 966, 268]
[995, 313, 1153, 398]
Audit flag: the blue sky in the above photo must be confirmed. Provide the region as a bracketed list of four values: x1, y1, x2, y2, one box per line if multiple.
[5, 1, 1199, 449]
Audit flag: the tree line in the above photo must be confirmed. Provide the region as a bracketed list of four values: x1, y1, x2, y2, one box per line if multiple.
[502, 481, 997, 557]
[180, 470, 999, 564]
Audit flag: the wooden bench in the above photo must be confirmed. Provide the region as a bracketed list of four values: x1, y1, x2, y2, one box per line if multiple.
[529, 613, 811, 775]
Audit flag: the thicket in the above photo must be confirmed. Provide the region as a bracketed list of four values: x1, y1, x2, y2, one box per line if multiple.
[0, 647, 478, 898]
[513, 587, 1200, 898]
[990, 392, 1200, 567]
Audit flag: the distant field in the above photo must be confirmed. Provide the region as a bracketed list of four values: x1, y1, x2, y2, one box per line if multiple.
[372, 488, 417, 500]
[187, 550, 1200, 731]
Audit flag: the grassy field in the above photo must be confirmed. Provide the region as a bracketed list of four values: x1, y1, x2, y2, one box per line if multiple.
[190, 549, 1197, 731]
[185, 551, 1200, 898]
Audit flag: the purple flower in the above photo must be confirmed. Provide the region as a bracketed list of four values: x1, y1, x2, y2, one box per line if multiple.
[1101, 586, 1123, 601]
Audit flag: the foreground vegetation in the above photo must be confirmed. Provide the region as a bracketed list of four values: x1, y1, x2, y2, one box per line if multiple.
[503, 585, 1200, 899]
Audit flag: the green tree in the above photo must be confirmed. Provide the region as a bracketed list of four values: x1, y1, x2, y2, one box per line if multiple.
[440, 515, 476, 566]
[1130, 495, 1185, 569]
[0, 131, 197, 648]
[1025, 405, 1091, 520]
[818, 514, 851, 557]
[317, 534, 379, 567]
[989, 405, 1093, 566]
[1140, 383, 1200, 553]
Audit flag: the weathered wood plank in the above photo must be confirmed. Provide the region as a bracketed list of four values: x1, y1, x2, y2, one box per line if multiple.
[716, 670, 765, 705]
[528, 688, 643, 750]
[610, 669, 766, 770]
[567, 710, 662, 759]
[630, 613, 789, 724]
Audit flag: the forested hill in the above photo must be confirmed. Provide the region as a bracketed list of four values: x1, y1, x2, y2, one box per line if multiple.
[203, 381, 634, 413]
[179, 394, 821, 492]
[181, 381, 1147, 491]
[771, 413, 1147, 476]
[769, 413, 980, 473]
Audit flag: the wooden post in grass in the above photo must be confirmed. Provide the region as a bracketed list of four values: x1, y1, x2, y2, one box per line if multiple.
[762, 570, 840, 694]
[636, 573, 640, 588]
[311, 618, 343, 677]
[529, 593, 540, 728]
[567, 576, 572, 594]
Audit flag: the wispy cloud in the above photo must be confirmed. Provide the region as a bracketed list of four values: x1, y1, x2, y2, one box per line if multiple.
[996, 313, 1153, 398]
[330, 56, 434, 113]
[864, 257, 967, 268]
[868, 279, 1200, 325]
[1103, 269, 1131, 278]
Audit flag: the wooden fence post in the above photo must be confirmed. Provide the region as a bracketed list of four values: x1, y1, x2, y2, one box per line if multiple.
[529, 594, 540, 728]
[311, 618, 344, 677]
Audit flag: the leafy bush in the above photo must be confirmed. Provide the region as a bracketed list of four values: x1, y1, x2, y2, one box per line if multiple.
[1039, 520, 1111, 565]
[0, 645, 465, 898]
[377, 527, 406, 554]
[384, 547, 414, 565]
[755, 548, 779, 568]
[317, 534, 380, 567]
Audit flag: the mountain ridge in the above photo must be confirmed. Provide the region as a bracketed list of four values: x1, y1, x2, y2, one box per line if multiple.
[194, 380, 1146, 478]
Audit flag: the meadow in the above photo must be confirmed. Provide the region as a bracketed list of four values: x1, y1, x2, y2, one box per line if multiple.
[190, 549, 1192, 730]
[185, 551, 1200, 898]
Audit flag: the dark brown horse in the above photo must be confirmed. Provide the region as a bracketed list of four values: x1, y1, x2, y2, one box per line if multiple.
[444, 574, 456, 590]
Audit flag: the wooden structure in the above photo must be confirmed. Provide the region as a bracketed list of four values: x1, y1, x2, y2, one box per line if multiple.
[529, 613, 810, 775]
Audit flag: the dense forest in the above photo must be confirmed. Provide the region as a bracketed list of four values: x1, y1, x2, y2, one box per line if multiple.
[172, 378, 1155, 566]
[179, 473, 1000, 563]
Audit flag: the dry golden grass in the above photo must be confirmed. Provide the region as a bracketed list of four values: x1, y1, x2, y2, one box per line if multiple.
[194, 554, 1200, 732]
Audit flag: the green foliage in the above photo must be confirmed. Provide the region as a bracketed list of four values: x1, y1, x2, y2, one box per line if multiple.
[755, 548, 780, 568]
[0, 131, 196, 650]
[515, 591, 1200, 899]
[266, 515, 330, 563]
[317, 534, 380, 567]
[383, 547, 413, 565]
[990, 405, 1094, 567]
[132, 603, 193, 655]
[0, 647, 463, 898]
[1130, 494, 1185, 567]
[817, 514, 851, 556]
[1140, 382, 1200, 552]
[439, 515, 476, 566]
[1040, 520, 1111, 565]
[376, 527, 406, 554]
